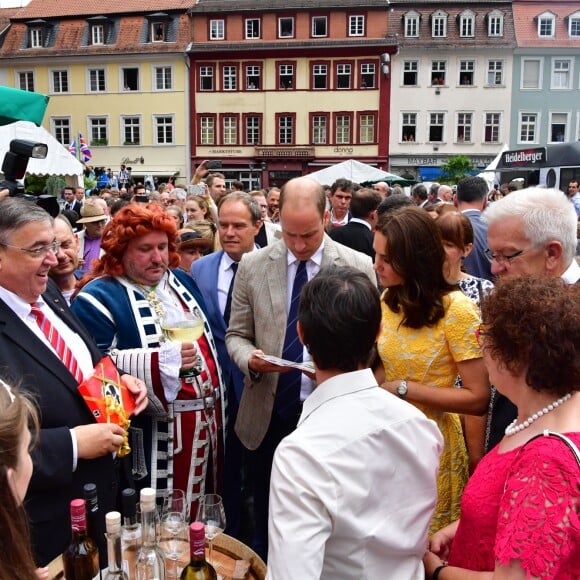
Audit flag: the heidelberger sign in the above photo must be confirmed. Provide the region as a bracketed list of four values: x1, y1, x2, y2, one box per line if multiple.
[500, 147, 547, 168]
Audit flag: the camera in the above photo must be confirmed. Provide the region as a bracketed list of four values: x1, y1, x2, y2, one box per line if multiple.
[0, 139, 59, 216]
[205, 160, 222, 170]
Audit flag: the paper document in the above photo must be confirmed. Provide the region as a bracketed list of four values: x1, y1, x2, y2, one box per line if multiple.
[255, 353, 315, 374]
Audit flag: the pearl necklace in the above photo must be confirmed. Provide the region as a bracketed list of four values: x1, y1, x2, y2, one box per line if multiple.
[505, 393, 572, 436]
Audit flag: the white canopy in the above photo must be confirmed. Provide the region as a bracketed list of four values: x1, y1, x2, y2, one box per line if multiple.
[0, 121, 84, 185]
[307, 159, 408, 185]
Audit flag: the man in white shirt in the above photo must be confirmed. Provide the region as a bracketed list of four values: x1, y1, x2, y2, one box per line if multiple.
[267, 267, 442, 580]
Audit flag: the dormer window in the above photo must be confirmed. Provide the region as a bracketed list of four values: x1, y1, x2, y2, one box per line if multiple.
[26, 19, 50, 48]
[30, 27, 43, 48]
[145, 12, 170, 43]
[404, 11, 420, 37]
[92, 24, 104, 45]
[459, 10, 475, 37]
[85, 16, 115, 47]
[152, 21, 166, 42]
[488, 10, 504, 37]
[432, 11, 447, 38]
[568, 12, 580, 37]
[537, 12, 555, 37]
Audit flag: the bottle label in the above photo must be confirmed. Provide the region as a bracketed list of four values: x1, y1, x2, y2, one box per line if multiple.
[71, 512, 87, 532]
[192, 537, 205, 558]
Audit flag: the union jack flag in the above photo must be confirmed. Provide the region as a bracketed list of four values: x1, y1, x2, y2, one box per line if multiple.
[68, 140, 77, 157]
[79, 133, 92, 163]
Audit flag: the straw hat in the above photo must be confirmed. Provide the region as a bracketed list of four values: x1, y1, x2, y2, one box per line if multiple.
[178, 229, 212, 251]
[76, 204, 107, 223]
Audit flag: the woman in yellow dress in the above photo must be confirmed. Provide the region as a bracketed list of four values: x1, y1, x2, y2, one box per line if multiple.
[373, 207, 489, 534]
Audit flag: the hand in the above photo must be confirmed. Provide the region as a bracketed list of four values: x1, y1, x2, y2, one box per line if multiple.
[120, 374, 149, 415]
[423, 550, 446, 579]
[428, 521, 458, 561]
[74, 423, 126, 459]
[180, 342, 198, 372]
[192, 160, 209, 184]
[0, 188, 10, 200]
[35, 567, 49, 580]
[271, 208, 280, 222]
[380, 380, 398, 395]
[248, 350, 293, 375]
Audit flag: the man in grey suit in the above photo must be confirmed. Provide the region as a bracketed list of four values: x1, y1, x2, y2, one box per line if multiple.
[226, 177, 376, 558]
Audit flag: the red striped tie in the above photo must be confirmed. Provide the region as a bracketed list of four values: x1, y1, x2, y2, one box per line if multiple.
[30, 304, 84, 383]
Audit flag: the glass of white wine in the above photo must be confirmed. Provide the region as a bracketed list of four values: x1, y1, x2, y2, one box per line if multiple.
[196, 494, 226, 567]
[161, 308, 204, 377]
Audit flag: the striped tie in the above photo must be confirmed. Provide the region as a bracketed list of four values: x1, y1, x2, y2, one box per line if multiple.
[274, 260, 308, 420]
[30, 304, 84, 383]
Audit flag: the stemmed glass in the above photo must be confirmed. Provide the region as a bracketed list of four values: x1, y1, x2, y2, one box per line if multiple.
[160, 512, 189, 580]
[161, 308, 204, 379]
[196, 494, 226, 567]
[163, 489, 190, 522]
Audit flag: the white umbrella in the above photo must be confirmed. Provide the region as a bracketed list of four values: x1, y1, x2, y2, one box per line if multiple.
[307, 159, 410, 185]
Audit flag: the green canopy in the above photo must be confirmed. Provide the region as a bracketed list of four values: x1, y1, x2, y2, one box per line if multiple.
[0, 87, 50, 126]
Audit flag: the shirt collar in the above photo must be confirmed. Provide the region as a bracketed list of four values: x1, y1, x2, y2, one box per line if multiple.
[0, 285, 46, 320]
[562, 259, 580, 284]
[286, 240, 324, 268]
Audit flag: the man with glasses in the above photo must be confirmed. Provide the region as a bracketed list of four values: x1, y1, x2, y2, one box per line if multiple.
[0, 198, 147, 567]
[482, 187, 579, 450]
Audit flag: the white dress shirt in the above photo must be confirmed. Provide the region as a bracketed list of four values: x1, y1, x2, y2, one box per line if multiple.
[267, 368, 442, 580]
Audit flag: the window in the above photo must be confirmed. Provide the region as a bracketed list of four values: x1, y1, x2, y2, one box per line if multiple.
[403, 61, 419, 86]
[431, 61, 446, 85]
[89, 117, 108, 146]
[312, 16, 327, 37]
[30, 28, 43, 48]
[487, 60, 503, 85]
[401, 113, 417, 142]
[154, 115, 174, 145]
[429, 113, 445, 142]
[222, 115, 238, 145]
[199, 65, 214, 91]
[521, 58, 542, 89]
[122, 116, 141, 145]
[245, 64, 261, 90]
[210, 19, 225, 40]
[538, 13, 554, 38]
[484, 113, 501, 143]
[348, 15, 365, 36]
[51, 70, 69, 93]
[245, 18, 261, 39]
[51, 117, 71, 145]
[551, 59, 572, 89]
[404, 12, 419, 37]
[335, 113, 352, 144]
[91, 24, 104, 45]
[569, 13, 580, 37]
[311, 62, 328, 90]
[151, 21, 166, 42]
[488, 11, 504, 36]
[336, 63, 352, 89]
[459, 60, 475, 86]
[519, 113, 538, 143]
[222, 65, 237, 91]
[154, 66, 173, 91]
[358, 112, 376, 144]
[88, 68, 106, 92]
[311, 113, 329, 145]
[278, 17, 294, 38]
[199, 115, 216, 145]
[432, 11, 447, 38]
[18, 71, 34, 92]
[456, 113, 472, 143]
[276, 114, 295, 145]
[122, 67, 139, 91]
[549, 113, 568, 142]
[244, 114, 262, 145]
[459, 11, 475, 37]
[360, 62, 376, 89]
[278, 63, 295, 90]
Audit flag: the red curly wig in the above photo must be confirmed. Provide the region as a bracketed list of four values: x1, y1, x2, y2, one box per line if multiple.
[86, 204, 180, 279]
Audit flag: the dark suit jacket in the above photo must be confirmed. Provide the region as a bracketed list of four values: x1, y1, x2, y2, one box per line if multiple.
[329, 220, 375, 259]
[0, 279, 114, 566]
[190, 250, 245, 403]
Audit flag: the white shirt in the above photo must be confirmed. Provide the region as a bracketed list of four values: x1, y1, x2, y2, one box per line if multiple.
[267, 368, 443, 580]
[562, 259, 580, 284]
[218, 247, 257, 316]
[286, 245, 324, 400]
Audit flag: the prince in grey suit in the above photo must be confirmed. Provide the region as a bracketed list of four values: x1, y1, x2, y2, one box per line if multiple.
[226, 177, 376, 557]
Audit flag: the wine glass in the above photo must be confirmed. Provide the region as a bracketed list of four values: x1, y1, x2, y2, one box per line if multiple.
[161, 308, 204, 379]
[160, 512, 189, 580]
[196, 494, 226, 567]
[163, 489, 190, 523]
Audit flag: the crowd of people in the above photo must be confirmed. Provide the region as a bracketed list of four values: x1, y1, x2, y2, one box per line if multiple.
[0, 165, 578, 579]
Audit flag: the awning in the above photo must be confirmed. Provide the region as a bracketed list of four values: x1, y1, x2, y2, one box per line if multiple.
[418, 167, 443, 181]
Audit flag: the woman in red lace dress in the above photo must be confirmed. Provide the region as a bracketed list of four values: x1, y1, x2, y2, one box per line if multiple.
[424, 276, 580, 580]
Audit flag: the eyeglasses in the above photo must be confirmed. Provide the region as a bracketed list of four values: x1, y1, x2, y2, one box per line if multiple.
[0, 240, 61, 258]
[484, 247, 527, 265]
[475, 325, 488, 348]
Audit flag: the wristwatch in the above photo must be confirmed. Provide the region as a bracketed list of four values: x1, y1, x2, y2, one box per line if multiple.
[396, 379, 408, 399]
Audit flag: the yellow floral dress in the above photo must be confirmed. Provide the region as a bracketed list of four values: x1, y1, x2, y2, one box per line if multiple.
[377, 290, 481, 534]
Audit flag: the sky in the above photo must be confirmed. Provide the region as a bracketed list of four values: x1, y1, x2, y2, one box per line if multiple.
[0, 0, 30, 7]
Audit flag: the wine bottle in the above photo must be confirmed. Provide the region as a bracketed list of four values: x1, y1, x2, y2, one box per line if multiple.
[84, 482, 105, 576]
[104, 511, 129, 579]
[179, 523, 217, 580]
[135, 488, 166, 580]
[62, 498, 100, 580]
[121, 488, 142, 580]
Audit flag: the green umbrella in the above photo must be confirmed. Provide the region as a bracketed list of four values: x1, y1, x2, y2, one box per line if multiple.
[0, 86, 50, 126]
